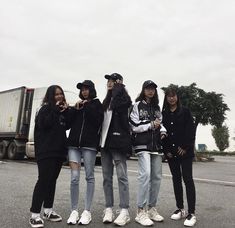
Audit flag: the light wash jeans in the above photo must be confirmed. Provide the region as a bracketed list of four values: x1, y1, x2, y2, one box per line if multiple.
[68, 147, 96, 211]
[137, 152, 162, 208]
[101, 149, 129, 209]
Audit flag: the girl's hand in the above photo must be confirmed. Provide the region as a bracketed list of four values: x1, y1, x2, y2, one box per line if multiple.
[56, 101, 68, 112]
[76, 100, 88, 110]
[153, 119, 160, 129]
[160, 133, 167, 140]
[167, 152, 173, 158]
[177, 147, 186, 156]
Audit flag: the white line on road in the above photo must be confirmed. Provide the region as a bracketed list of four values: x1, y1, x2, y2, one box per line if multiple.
[95, 166, 235, 186]
[125, 168, 235, 187]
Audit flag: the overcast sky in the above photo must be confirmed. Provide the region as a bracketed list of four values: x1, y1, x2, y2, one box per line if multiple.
[1, 0, 235, 151]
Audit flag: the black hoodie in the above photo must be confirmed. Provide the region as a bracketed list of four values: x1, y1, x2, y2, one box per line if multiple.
[34, 104, 68, 161]
[67, 98, 104, 149]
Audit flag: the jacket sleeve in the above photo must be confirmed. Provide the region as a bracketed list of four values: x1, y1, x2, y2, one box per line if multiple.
[63, 106, 77, 130]
[83, 100, 104, 129]
[129, 102, 152, 133]
[180, 108, 196, 150]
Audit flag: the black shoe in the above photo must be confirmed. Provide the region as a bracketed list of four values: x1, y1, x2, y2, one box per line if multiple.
[29, 217, 44, 228]
[43, 211, 62, 222]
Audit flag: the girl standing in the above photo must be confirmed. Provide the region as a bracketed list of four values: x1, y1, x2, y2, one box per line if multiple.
[66, 80, 103, 225]
[162, 87, 196, 227]
[100, 73, 132, 226]
[29, 85, 69, 228]
[129, 80, 166, 227]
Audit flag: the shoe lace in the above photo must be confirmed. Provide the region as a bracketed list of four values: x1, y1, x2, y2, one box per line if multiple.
[186, 214, 193, 220]
[173, 209, 182, 214]
[103, 208, 112, 217]
[149, 207, 159, 214]
[139, 211, 150, 221]
[35, 217, 43, 222]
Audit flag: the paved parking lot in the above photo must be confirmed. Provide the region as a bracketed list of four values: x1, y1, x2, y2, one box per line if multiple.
[0, 156, 235, 228]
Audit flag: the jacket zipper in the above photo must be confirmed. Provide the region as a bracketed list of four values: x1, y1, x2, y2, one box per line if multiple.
[78, 112, 85, 147]
[150, 104, 154, 151]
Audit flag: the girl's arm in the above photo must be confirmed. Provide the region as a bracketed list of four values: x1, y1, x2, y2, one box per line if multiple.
[129, 102, 153, 133]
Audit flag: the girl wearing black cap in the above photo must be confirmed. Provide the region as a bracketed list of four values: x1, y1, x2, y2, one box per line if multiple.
[66, 80, 103, 225]
[162, 87, 196, 227]
[29, 85, 69, 228]
[100, 74, 132, 226]
[129, 80, 166, 226]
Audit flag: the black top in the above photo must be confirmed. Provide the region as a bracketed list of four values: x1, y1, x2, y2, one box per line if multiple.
[104, 85, 132, 154]
[67, 99, 104, 149]
[162, 106, 195, 158]
[34, 104, 69, 161]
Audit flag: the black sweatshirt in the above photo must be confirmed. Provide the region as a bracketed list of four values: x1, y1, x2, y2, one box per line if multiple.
[162, 106, 196, 158]
[67, 99, 104, 149]
[34, 104, 68, 161]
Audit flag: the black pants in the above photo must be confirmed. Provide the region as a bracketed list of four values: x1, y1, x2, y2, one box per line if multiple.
[30, 158, 63, 213]
[168, 157, 196, 214]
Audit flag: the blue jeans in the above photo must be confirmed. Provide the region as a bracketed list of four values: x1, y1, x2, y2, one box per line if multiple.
[68, 147, 96, 211]
[137, 152, 162, 208]
[101, 149, 129, 208]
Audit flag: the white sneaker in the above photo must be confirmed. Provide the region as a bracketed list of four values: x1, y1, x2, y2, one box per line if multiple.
[67, 210, 79, 225]
[135, 209, 154, 226]
[171, 208, 186, 220]
[184, 214, 196, 227]
[29, 216, 44, 228]
[114, 209, 130, 226]
[103, 208, 114, 223]
[78, 210, 92, 225]
[148, 207, 164, 222]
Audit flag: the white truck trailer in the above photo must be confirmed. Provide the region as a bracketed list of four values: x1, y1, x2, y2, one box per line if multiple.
[0, 86, 77, 160]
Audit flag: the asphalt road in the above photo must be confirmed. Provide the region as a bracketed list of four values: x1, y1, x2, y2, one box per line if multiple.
[0, 156, 235, 228]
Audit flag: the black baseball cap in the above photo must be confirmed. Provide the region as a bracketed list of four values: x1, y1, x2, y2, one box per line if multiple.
[142, 80, 157, 89]
[104, 73, 123, 81]
[76, 80, 95, 89]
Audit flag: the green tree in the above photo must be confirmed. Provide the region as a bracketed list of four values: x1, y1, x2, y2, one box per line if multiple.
[162, 83, 230, 133]
[211, 125, 230, 151]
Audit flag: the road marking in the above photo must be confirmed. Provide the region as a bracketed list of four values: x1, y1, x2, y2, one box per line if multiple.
[125, 168, 235, 187]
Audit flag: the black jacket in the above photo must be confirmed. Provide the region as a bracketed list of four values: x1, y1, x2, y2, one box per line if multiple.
[162, 106, 195, 158]
[67, 99, 104, 149]
[130, 100, 166, 153]
[103, 85, 132, 154]
[34, 104, 69, 161]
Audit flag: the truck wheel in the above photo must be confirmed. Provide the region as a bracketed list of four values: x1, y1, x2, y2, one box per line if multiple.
[7, 142, 18, 160]
[0, 141, 7, 159]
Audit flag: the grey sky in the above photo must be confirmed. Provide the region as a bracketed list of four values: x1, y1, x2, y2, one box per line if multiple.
[1, 0, 234, 150]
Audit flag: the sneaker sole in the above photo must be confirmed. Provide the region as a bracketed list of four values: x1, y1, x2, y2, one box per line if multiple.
[103, 220, 113, 224]
[67, 220, 79, 225]
[42, 217, 62, 222]
[151, 218, 164, 222]
[114, 218, 131, 226]
[29, 222, 44, 228]
[135, 219, 154, 226]
[78, 218, 92, 225]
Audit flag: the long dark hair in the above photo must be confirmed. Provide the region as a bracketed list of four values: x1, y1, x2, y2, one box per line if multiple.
[136, 87, 160, 111]
[79, 86, 97, 100]
[103, 90, 112, 111]
[162, 87, 181, 111]
[42, 85, 66, 107]
[103, 83, 131, 111]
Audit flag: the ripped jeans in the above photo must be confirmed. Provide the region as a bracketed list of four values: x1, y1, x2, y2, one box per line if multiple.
[68, 147, 96, 211]
[101, 149, 129, 209]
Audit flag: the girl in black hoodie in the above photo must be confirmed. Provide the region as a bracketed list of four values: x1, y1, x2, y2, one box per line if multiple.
[66, 80, 103, 225]
[29, 85, 69, 228]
